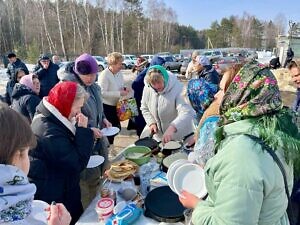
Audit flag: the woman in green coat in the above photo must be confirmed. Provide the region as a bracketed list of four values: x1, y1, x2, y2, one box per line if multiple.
[180, 61, 300, 225]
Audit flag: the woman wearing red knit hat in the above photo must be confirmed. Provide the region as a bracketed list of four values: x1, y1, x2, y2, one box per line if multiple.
[28, 81, 94, 225]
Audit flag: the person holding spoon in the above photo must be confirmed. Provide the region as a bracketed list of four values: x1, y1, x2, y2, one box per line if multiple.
[0, 103, 71, 225]
[28, 82, 94, 225]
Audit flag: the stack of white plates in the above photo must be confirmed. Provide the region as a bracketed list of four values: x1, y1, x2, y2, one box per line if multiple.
[167, 160, 207, 198]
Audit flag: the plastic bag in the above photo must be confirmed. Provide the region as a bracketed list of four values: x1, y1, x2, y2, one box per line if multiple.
[116, 98, 139, 121]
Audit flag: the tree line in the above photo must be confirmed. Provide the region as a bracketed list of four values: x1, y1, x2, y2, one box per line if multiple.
[0, 0, 288, 63]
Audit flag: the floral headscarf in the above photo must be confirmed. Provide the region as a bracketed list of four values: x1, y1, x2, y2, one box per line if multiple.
[187, 77, 218, 122]
[220, 60, 282, 124]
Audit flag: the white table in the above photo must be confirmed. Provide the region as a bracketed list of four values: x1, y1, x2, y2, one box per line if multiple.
[76, 146, 184, 225]
[75, 193, 184, 225]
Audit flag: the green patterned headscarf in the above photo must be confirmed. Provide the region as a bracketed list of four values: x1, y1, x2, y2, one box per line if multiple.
[220, 60, 282, 125]
[216, 61, 300, 175]
[147, 65, 169, 88]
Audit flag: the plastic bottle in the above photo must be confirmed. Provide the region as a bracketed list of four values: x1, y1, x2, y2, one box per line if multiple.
[139, 164, 152, 197]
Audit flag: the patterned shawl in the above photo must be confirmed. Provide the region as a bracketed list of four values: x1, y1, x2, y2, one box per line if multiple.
[0, 165, 36, 222]
[220, 60, 282, 124]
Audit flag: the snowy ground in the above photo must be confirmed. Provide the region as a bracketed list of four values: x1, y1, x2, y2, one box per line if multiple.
[0, 64, 35, 94]
[0, 68, 8, 94]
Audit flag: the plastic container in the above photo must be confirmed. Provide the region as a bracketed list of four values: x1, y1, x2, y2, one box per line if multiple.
[95, 198, 114, 222]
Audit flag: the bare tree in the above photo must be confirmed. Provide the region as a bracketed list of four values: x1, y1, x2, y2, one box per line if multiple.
[274, 13, 287, 36]
[72, 0, 84, 52]
[39, 0, 55, 53]
[83, 1, 92, 52]
[120, 9, 124, 54]
[56, 0, 66, 58]
[70, 6, 77, 54]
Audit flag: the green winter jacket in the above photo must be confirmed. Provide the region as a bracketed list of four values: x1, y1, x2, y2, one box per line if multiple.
[192, 119, 293, 225]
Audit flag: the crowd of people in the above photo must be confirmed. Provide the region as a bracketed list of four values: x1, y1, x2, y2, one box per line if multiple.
[0, 50, 299, 225]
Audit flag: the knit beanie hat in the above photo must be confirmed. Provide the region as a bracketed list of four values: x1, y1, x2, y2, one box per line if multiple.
[7, 52, 16, 58]
[39, 54, 50, 61]
[19, 74, 34, 91]
[74, 53, 98, 75]
[47, 82, 77, 118]
[196, 56, 210, 66]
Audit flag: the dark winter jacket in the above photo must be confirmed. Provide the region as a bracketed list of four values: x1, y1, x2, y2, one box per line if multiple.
[33, 61, 59, 98]
[28, 99, 94, 222]
[287, 47, 294, 59]
[11, 83, 41, 122]
[6, 58, 29, 79]
[58, 62, 109, 162]
[1, 68, 27, 105]
[198, 65, 220, 85]
[294, 88, 300, 113]
[132, 56, 165, 109]
[1, 80, 14, 105]
[58, 62, 106, 129]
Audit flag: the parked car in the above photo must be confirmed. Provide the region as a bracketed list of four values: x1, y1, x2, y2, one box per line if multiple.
[202, 50, 223, 63]
[162, 56, 182, 72]
[157, 52, 172, 57]
[141, 54, 154, 63]
[173, 54, 184, 62]
[92, 56, 108, 71]
[180, 58, 191, 75]
[122, 54, 137, 69]
[213, 56, 239, 74]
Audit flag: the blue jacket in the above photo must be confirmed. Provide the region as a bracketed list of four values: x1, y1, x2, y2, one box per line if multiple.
[131, 56, 165, 136]
[132, 56, 166, 109]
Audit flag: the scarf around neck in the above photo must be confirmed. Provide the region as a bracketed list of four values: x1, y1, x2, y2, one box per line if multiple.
[0, 164, 36, 222]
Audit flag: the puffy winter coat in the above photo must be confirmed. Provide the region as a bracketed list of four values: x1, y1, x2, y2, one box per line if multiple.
[11, 83, 41, 122]
[28, 99, 94, 222]
[33, 62, 59, 98]
[1, 67, 28, 105]
[192, 119, 293, 225]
